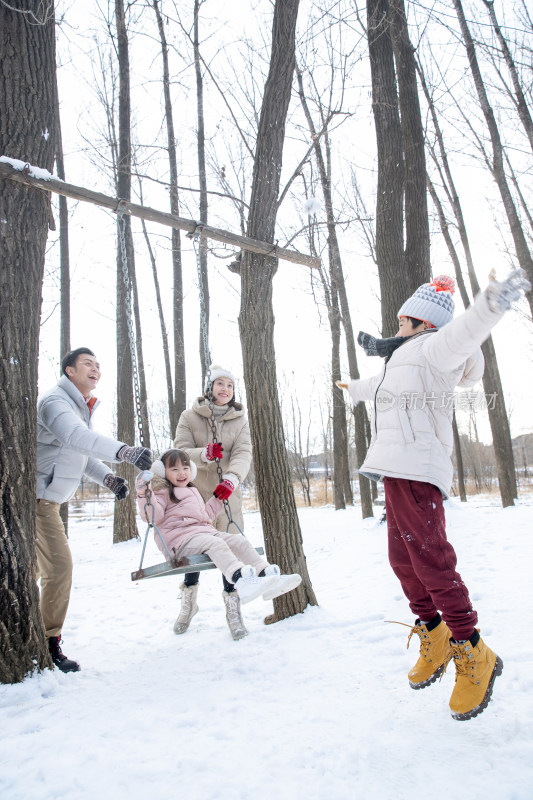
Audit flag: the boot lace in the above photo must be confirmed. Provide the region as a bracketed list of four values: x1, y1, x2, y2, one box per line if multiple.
[386, 620, 422, 651]
[225, 594, 245, 632]
[387, 619, 452, 674]
[445, 641, 476, 680]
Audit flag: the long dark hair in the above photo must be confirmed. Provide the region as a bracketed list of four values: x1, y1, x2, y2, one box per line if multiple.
[160, 449, 194, 505]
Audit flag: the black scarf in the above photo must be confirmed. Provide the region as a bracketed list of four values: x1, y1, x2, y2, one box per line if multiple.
[357, 331, 406, 359]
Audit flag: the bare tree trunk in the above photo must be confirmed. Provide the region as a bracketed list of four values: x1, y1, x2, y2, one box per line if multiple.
[453, 0, 533, 316]
[238, 0, 317, 621]
[152, 0, 185, 427]
[296, 67, 368, 511]
[114, 0, 140, 543]
[331, 291, 347, 510]
[388, 0, 430, 287]
[0, 0, 56, 682]
[54, 74, 71, 537]
[194, 0, 210, 384]
[367, 0, 405, 337]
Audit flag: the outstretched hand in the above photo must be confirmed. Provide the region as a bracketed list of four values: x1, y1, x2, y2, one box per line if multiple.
[336, 381, 348, 391]
[486, 268, 531, 314]
[104, 473, 129, 501]
[117, 445, 152, 470]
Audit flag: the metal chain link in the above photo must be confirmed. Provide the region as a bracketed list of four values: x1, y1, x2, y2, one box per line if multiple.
[117, 203, 145, 447]
[192, 229, 211, 378]
[191, 230, 241, 534]
[138, 481, 175, 568]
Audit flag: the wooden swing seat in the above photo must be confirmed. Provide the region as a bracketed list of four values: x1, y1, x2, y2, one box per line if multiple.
[131, 547, 265, 582]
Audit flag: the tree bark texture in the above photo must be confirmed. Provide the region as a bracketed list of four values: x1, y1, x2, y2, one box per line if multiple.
[388, 0, 430, 290]
[54, 76, 71, 538]
[194, 0, 211, 386]
[239, 0, 317, 621]
[0, 1, 56, 682]
[367, 0, 405, 337]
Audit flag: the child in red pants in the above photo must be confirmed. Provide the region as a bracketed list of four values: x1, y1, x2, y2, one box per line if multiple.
[339, 269, 529, 720]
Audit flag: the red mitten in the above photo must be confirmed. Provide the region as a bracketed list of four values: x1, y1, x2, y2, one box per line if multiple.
[206, 442, 224, 461]
[213, 479, 234, 500]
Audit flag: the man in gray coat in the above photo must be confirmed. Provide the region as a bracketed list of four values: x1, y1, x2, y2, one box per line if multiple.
[36, 347, 151, 672]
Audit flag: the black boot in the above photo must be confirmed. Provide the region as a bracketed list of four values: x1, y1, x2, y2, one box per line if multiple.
[48, 636, 81, 673]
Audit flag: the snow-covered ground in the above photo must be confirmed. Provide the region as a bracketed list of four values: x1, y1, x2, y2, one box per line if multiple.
[1, 495, 532, 800]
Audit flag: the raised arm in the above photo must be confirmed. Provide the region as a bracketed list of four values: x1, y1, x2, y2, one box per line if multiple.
[39, 395, 125, 462]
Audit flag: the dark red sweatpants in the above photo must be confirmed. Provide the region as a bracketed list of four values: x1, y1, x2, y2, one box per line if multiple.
[384, 477, 477, 641]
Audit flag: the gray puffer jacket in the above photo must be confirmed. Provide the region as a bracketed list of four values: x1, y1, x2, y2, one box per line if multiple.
[36, 375, 126, 503]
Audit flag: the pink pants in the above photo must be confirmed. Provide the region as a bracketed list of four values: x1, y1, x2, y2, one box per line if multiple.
[384, 477, 477, 641]
[175, 530, 269, 585]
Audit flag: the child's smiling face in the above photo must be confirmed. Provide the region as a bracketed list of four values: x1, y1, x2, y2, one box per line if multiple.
[165, 460, 191, 487]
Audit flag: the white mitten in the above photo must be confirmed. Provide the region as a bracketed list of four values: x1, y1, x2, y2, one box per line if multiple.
[486, 268, 531, 314]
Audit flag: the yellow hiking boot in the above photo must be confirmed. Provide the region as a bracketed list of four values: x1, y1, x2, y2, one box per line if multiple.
[449, 633, 503, 721]
[407, 617, 452, 689]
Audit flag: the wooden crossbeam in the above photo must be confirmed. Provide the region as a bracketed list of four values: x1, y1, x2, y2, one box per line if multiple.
[0, 160, 320, 269]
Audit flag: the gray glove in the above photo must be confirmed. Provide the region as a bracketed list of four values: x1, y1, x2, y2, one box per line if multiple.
[116, 445, 152, 470]
[104, 473, 129, 500]
[486, 268, 531, 314]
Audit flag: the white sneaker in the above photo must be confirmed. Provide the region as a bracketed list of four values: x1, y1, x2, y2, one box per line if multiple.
[234, 565, 278, 605]
[262, 564, 302, 601]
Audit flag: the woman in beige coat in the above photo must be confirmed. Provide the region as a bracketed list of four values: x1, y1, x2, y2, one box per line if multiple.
[173, 365, 253, 640]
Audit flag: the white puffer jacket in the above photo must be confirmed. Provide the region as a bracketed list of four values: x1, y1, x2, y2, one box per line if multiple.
[37, 375, 126, 503]
[348, 289, 504, 498]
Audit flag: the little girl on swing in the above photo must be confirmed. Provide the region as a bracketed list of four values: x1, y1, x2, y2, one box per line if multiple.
[136, 449, 302, 618]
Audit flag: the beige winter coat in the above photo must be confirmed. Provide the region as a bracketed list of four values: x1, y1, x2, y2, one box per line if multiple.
[348, 289, 504, 498]
[173, 398, 252, 531]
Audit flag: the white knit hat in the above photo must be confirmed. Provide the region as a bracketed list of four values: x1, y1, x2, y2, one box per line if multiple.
[204, 364, 236, 392]
[397, 275, 456, 329]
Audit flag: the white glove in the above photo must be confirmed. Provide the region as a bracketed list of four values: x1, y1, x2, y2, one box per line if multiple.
[486, 268, 531, 314]
[135, 471, 153, 494]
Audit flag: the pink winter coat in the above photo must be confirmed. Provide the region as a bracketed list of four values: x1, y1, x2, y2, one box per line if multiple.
[137, 484, 224, 561]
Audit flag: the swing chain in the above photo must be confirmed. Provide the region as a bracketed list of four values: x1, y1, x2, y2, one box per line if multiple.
[138, 480, 175, 569]
[207, 392, 242, 534]
[192, 230, 211, 380]
[192, 229, 242, 534]
[116, 203, 145, 448]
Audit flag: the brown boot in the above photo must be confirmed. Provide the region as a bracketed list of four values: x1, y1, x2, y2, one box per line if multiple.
[449, 632, 503, 721]
[407, 617, 452, 689]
